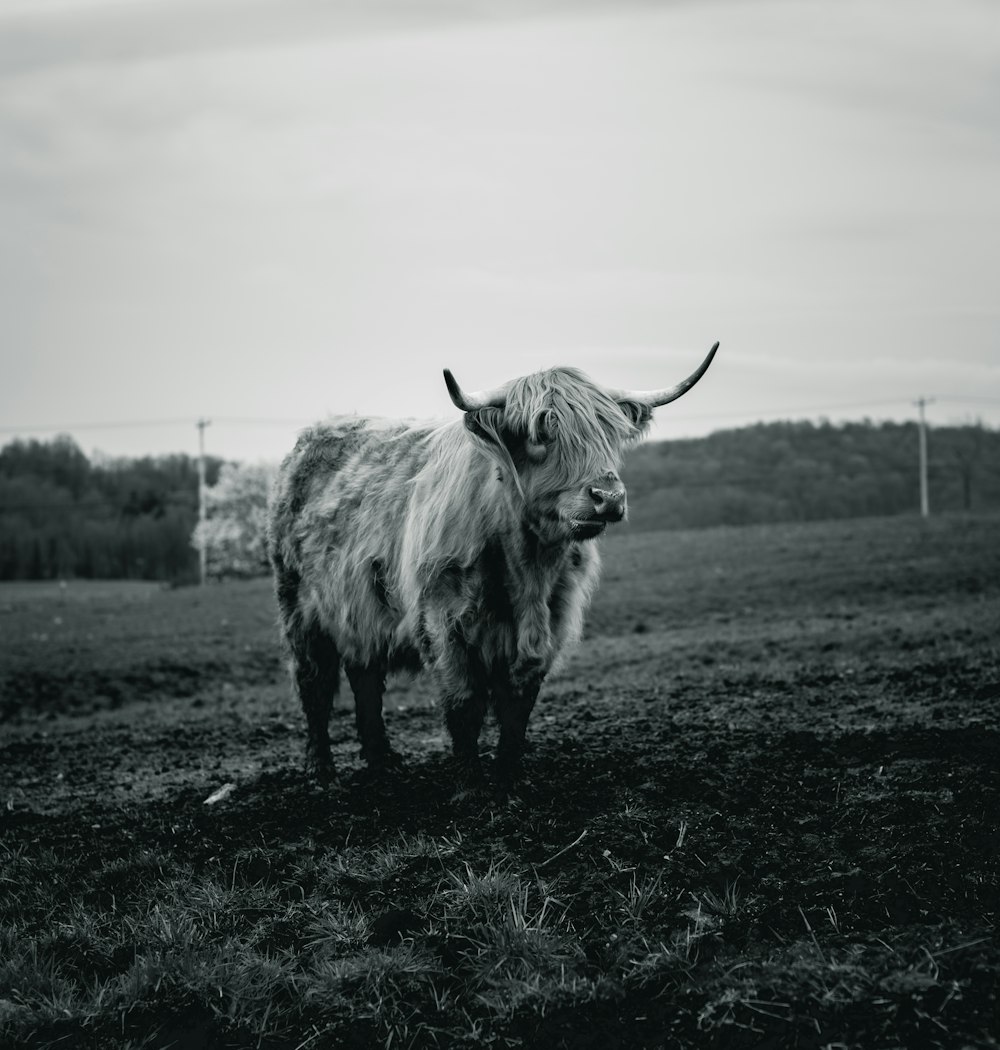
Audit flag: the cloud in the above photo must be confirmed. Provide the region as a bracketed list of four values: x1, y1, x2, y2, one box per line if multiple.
[1, 0, 998, 461]
[0, 0, 669, 75]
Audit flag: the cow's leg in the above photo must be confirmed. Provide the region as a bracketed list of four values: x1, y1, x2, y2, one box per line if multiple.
[494, 675, 543, 789]
[443, 691, 488, 787]
[288, 622, 341, 782]
[344, 661, 401, 769]
[273, 562, 339, 782]
[421, 608, 489, 788]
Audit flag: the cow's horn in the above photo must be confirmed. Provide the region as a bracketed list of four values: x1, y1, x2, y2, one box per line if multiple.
[443, 369, 509, 412]
[607, 341, 720, 408]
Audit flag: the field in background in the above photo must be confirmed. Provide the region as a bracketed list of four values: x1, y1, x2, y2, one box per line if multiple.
[1, 513, 998, 1048]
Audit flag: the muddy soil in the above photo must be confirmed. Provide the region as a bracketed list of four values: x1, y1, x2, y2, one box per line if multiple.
[2, 516, 999, 1048]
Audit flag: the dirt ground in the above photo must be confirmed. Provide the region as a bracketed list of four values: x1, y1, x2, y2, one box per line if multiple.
[2, 514, 999, 1048]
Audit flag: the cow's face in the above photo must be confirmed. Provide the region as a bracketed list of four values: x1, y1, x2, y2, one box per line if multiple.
[462, 368, 651, 544]
[446, 346, 718, 545]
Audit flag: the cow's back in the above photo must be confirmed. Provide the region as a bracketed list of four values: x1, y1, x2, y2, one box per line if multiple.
[267, 416, 434, 664]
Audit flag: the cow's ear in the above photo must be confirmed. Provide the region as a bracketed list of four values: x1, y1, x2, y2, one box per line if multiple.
[462, 408, 508, 452]
[617, 400, 652, 429]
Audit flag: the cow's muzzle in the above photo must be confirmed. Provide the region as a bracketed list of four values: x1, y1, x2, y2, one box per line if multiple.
[588, 484, 626, 523]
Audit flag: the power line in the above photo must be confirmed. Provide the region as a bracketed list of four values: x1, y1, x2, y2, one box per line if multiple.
[212, 416, 314, 427]
[668, 395, 1000, 423]
[934, 395, 1000, 405]
[0, 415, 312, 435]
[0, 418, 199, 434]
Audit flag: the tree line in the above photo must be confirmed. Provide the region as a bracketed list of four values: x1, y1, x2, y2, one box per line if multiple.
[622, 419, 1000, 531]
[1, 420, 997, 581]
[0, 436, 223, 582]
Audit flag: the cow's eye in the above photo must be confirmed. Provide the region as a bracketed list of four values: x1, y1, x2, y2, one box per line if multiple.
[525, 441, 548, 463]
[618, 400, 652, 427]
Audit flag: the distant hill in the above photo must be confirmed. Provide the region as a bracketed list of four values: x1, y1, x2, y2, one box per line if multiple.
[622, 419, 1000, 531]
[1, 420, 997, 580]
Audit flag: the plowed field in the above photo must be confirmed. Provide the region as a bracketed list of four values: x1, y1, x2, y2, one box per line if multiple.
[2, 514, 998, 1048]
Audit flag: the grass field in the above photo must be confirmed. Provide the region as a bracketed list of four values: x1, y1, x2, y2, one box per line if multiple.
[1, 513, 999, 1048]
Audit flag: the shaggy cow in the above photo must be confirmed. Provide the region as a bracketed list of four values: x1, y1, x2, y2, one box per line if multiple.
[267, 343, 718, 787]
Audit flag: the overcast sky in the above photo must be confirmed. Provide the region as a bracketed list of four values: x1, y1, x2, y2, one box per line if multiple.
[2, 0, 998, 463]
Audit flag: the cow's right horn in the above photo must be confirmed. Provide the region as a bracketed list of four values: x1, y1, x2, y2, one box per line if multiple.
[606, 341, 720, 408]
[443, 370, 509, 412]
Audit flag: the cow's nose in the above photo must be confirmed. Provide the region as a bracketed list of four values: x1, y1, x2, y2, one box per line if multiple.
[589, 485, 626, 522]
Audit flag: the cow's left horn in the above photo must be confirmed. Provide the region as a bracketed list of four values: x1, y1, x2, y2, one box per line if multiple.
[607, 341, 720, 408]
[443, 369, 509, 412]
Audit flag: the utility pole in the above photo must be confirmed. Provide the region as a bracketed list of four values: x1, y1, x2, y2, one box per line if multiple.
[197, 418, 211, 584]
[913, 398, 934, 518]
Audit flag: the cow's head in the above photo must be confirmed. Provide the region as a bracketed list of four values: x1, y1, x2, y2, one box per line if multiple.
[444, 343, 718, 544]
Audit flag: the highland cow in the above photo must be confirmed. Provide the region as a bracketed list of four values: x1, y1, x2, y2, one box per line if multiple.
[267, 344, 718, 788]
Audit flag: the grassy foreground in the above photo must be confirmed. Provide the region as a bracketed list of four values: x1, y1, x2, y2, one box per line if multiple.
[1, 513, 998, 1048]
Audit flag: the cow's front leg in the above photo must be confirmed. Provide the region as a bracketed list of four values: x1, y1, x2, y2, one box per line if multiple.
[494, 676, 542, 790]
[511, 600, 552, 694]
[443, 691, 488, 788]
[345, 661, 401, 771]
[487, 651, 542, 789]
[427, 614, 490, 790]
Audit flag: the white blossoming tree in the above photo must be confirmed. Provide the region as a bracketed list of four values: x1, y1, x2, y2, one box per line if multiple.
[191, 462, 276, 579]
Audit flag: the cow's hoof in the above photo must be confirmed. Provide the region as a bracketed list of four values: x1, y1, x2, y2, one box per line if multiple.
[496, 772, 534, 804]
[494, 750, 526, 791]
[493, 775, 520, 802]
[363, 747, 405, 773]
[451, 781, 493, 804]
[451, 756, 488, 801]
[305, 756, 338, 785]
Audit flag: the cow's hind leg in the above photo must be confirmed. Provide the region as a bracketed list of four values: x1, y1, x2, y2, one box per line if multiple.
[289, 623, 341, 782]
[344, 661, 401, 770]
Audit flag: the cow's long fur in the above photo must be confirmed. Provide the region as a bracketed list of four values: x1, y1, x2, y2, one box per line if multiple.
[267, 367, 651, 784]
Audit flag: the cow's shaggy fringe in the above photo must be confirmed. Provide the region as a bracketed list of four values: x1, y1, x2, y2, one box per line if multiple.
[480, 367, 650, 491]
[506, 367, 648, 453]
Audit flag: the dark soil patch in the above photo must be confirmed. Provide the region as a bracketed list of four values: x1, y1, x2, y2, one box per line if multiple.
[2, 515, 999, 1048]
